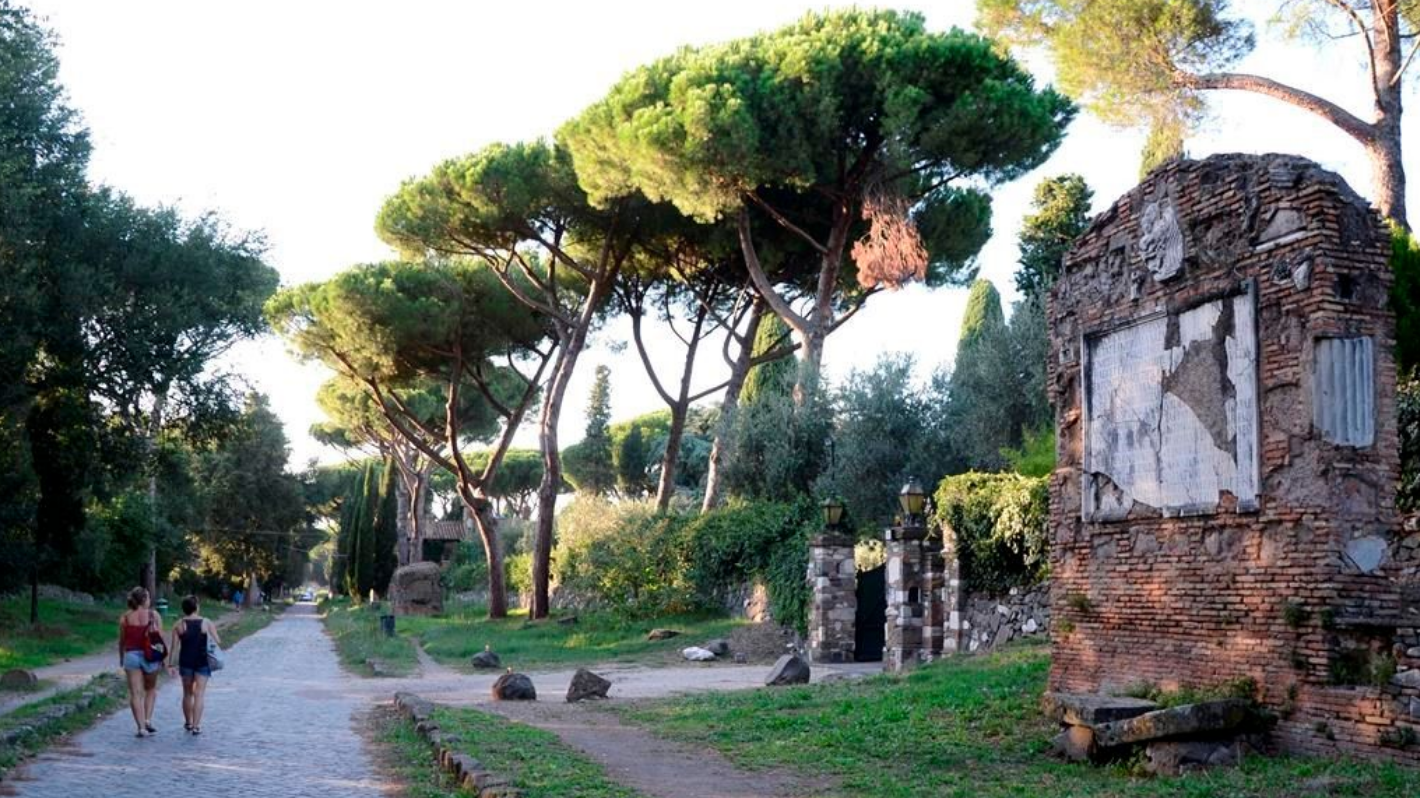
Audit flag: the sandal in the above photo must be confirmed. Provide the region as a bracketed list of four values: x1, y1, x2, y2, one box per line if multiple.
[145, 722, 157, 734]
[190, 726, 201, 735]
[183, 723, 192, 732]
[135, 729, 147, 738]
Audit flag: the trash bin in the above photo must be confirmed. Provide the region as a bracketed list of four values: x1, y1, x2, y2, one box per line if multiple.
[380, 614, 396, 638]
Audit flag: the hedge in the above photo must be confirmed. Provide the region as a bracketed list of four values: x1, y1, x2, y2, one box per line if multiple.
[932, 471, 1049, 594]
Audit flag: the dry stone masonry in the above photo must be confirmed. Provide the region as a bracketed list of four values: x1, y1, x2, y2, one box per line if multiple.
[1047, 154, 1420, 762]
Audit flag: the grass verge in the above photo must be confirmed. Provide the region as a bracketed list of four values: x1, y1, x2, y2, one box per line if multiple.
[216, 603, 287, 648]
[0, 673, 124, 778]
[321, 600, 418, 677]
[400, 601, 742, 671]
[622, 640, 1414, 798]
[367, 704, 464, 798]
[429, 705, 641, 798]
[0, 596, 127, 671]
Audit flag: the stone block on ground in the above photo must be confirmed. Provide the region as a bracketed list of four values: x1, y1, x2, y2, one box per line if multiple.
[491, 672, 537, 701]
[0, 669, 39, 690]
[703, 638, 731, 657]
[557, 615, 579, 625]
[682, 646, 716, 662]
[765, 654, 810, 686]
[390, 561, 444, 616]
[471, 647, 502, 669]
[1042, 692, 1158, 726]
[647, 628, 681, 641]
[566, 668, 612, 702]
[1094, 700, 1250, 748]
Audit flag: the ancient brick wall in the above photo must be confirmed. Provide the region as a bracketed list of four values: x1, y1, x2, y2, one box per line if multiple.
[1047, 154, 1419, 761]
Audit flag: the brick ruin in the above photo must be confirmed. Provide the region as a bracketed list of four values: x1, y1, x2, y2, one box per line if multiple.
[1047, 153, 1420, 761]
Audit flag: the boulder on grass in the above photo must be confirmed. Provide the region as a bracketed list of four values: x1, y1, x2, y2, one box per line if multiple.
[1051, 725, 1096, 762]
[470, 647, 502, 670]
[765, 654, 810, 686]
[566, 668, 612, 702]
[390, 562, 443, 616]
[491, 672, 536, 701]
[647, 628, 681, 641]
[703, 639, 731, 657]
[682, 646, 716, 662]
[0, 669, 39, 690]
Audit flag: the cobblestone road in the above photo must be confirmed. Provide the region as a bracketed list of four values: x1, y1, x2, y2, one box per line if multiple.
[2, 604, 390, 797]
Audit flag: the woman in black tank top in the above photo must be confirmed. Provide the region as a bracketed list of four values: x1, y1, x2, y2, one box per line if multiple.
[167, 595, 221, 734]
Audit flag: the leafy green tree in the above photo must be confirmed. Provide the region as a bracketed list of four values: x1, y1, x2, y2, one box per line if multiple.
[816, 354, 961, 533]
[377, 141, 652, 619]
[573, 366, 616, 494]
[372, 458, 400, 596]
[80, 190, 276, 595]
[563, 9, 1072, 400]
[268, 260, 551, 618]
[1393, 227, 1420, 377]
[195, 394, 307, 605]
[1014, 175, 1094, 300]
[947, 280, 1028, 470]
[979, 0, 1415, 225]
[1, 0, 91, 622]
[615, 425, 650, 498]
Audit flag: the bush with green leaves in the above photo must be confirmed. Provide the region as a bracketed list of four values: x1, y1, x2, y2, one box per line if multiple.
[551, 495, 816, 630]
[933, 472, 1049, 593]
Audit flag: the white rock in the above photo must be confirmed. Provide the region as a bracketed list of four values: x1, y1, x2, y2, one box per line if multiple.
[682, 646, 716, 662]
[1023, 618, 1039, 634]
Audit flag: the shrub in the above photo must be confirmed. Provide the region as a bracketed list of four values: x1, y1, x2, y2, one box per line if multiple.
[551, 495, 817, 630]
[932, 472, 1049, 593]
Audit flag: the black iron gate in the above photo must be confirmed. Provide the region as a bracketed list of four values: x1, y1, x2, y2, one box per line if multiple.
[854, 563, 886, 661]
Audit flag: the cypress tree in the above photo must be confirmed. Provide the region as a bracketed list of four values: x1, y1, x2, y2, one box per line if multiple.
[372, 459, 399, 597]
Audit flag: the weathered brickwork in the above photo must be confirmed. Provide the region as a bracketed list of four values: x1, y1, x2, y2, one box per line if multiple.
[1047, 154, 1420, 762]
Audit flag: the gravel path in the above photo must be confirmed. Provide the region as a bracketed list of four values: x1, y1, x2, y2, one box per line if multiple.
[1, 604, 391, 797]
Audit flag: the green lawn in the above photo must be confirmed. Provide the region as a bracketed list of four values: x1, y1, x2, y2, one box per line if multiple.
[428, 705, 641, 798]
[321, 600, 419, 676]
[0, 596, 127, 671]
[622, 641, 1414, 798]
[371, 706, 465, 798]
[399, 601, 742, 671]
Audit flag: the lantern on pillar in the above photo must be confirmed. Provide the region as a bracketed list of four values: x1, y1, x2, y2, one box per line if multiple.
[821, 497, 845, 530]
[898, 478, 926, 525]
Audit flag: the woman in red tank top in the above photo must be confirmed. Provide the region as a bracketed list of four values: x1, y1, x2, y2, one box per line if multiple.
[117, 586, 164, 737]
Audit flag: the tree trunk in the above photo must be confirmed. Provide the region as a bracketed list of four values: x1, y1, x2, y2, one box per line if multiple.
[29, 563, 38, 626]
[142, 390, 168, 600]
[1371, 0, 1406, 228]
[245, 573, 258, 607]
[702, 301, 766, 512]
[530, 277, 615, 619]
[465, 493, 507, 618]
[655, 403, 689, 512]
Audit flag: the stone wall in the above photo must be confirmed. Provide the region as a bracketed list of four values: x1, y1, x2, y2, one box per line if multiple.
[1048, 153, 1419, 762]
[960, 585, 1049, 653]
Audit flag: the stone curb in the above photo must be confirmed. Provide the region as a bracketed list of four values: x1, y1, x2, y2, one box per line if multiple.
[393, 692, 522, 798]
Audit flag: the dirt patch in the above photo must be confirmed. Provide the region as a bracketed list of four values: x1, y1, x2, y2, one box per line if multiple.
[726, 622, 798, 663]
[483, 699, 836, 798]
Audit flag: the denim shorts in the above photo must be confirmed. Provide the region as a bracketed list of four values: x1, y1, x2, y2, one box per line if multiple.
[179, 665, 212, 679]
[121, 650, 162, 674]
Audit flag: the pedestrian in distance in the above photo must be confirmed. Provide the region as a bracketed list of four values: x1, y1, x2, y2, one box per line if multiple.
[167, 595, 221, 735]
[117, 586, 165, 737]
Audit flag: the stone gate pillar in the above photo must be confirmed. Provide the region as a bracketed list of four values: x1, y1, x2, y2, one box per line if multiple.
[885, 524, 930, 671]
[939, 527, 965, 655]
[808, 532, 856, 663]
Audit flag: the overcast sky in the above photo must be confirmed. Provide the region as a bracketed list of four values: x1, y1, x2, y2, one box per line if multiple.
[26, 0, 1407, 467]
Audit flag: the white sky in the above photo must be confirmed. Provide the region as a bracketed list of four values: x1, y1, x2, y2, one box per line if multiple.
[26, 0, 1410, 468]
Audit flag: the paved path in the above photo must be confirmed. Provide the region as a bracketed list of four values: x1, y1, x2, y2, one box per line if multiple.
[1, 604, 391, 797]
